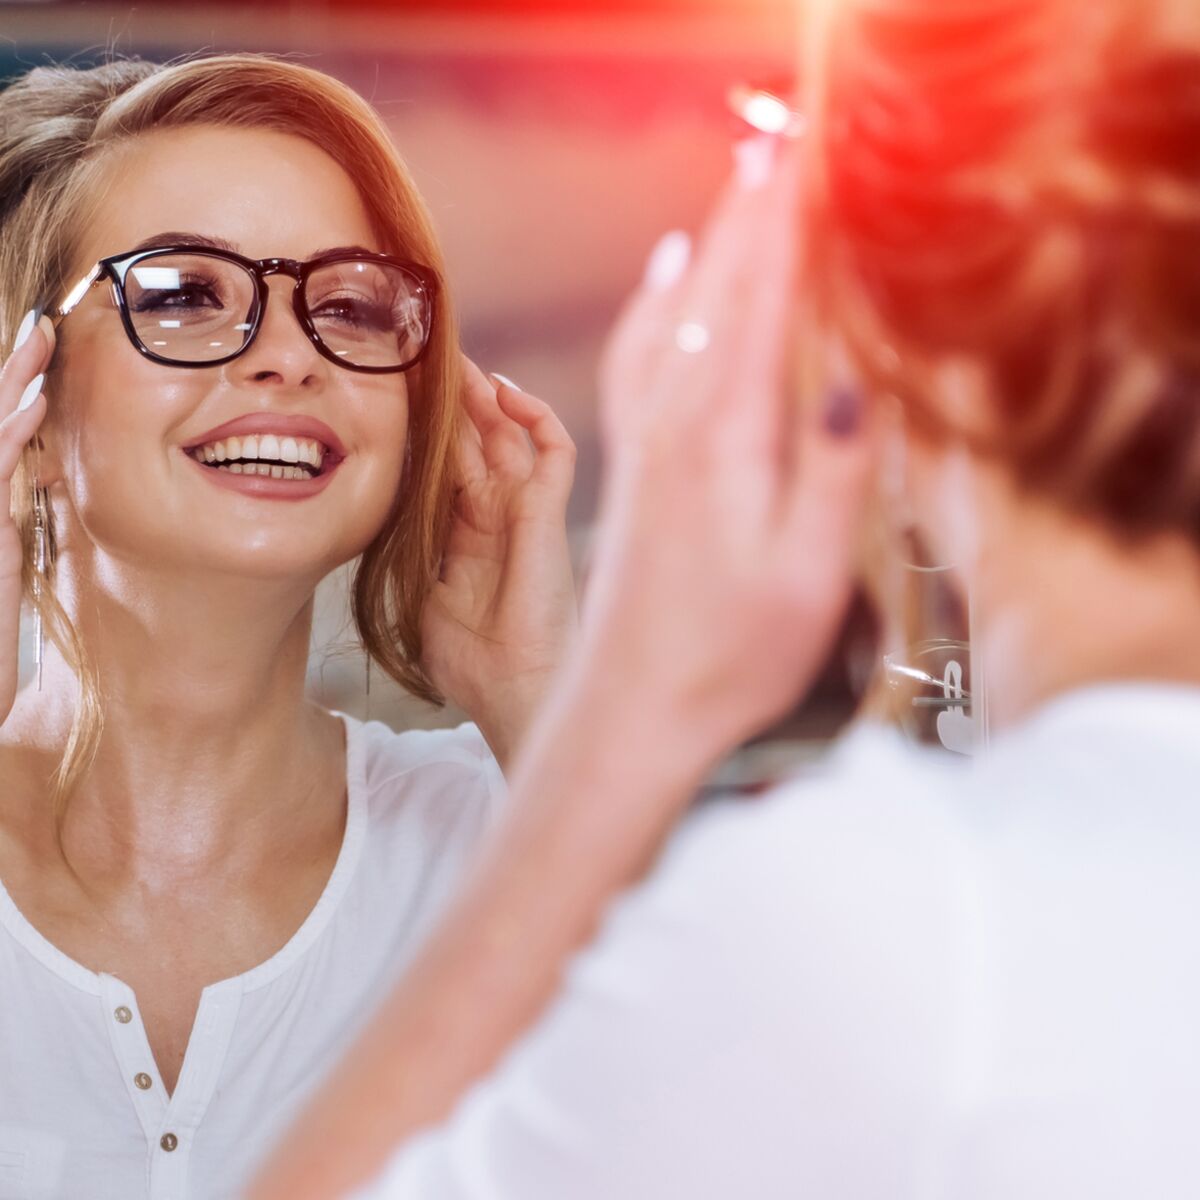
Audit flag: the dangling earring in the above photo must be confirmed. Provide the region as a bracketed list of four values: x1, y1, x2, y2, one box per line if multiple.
[31, 477, 48, 692]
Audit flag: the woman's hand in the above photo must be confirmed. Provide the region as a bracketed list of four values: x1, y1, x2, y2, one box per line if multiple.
[0, 313, 53, 726]
[578, 136, 878, 769]
[420, 357, 577, 767]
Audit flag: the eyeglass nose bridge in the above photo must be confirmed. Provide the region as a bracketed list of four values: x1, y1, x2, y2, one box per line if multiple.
[256, 257, 305, 281]
[239, 259, 327, 367]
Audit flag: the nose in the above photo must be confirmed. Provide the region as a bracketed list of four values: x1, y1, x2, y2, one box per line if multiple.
[233, 274, 324, 387]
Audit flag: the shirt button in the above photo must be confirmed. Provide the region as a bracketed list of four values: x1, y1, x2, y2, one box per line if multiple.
[134, 1073, 153, 1090]
[114, 1006, 133, 1024]
[160, 1133, 178, 1152]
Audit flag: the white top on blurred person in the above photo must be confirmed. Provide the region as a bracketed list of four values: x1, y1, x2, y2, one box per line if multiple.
[0, 56, 574, 1116]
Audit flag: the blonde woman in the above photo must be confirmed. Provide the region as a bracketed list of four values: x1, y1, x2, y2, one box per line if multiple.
[251, 0, 1200, 1197]
[0, 56, 575, 1199]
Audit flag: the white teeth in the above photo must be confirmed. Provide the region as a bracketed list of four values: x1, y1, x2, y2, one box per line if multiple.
[211, 460, 311, 481]
[194, 432, 328, 474]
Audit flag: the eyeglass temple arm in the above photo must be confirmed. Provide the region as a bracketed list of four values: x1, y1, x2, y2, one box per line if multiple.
[53, 264, 105, 322]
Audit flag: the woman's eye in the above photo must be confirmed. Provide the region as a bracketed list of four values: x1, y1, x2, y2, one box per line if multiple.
[312, 294, 391, 329]
[133, 283, 224, 311]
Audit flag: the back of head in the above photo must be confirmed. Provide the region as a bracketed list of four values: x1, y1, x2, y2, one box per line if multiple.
[808, 0, 1200, 543]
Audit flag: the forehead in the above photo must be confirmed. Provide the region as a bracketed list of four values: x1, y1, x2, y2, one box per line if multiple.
[75, 125, 380, 267]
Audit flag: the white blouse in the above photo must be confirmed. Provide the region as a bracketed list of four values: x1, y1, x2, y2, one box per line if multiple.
[356, 683, 1200, 1200]
[0, 715, 504, 1200]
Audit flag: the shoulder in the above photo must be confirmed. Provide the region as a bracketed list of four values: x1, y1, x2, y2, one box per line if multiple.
[656, 723, 971, 936]
[615, 723, 975, 1013]
[340, 714, 506, 830]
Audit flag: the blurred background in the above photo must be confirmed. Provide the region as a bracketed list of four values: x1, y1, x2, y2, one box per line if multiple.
[5, 0, 800, 731]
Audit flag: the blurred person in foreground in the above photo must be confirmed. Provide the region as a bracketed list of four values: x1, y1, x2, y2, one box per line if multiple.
[252, 0, 1200, 1196]
[0, 55, 575, 1198]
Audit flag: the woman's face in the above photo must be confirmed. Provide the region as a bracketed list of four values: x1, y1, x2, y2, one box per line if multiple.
[46, 124, 412, 586]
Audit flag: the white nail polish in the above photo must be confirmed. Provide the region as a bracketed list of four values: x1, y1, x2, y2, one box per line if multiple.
[17, 373, 44, 412]
[642, 230, 691, 292]
[491, 373, 520, 391]
[733, 134, 777, 191]
[13, 309, 37, 352]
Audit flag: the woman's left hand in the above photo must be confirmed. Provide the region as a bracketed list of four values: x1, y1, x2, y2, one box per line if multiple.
[420, 357, 578, 767]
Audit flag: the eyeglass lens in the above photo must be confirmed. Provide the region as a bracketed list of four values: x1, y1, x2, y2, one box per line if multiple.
[121, 252, 430, 369]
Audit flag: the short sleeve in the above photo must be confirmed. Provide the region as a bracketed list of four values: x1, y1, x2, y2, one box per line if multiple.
[357, 719, 506, 820]
[348, 758, 971, 1200]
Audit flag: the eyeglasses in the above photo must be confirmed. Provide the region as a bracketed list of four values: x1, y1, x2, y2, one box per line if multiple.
[56, 245, 439, 374]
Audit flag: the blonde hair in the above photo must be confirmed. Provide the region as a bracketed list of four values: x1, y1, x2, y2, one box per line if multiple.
[805, 0, 1200, 541]
[0, 55, 462, 800]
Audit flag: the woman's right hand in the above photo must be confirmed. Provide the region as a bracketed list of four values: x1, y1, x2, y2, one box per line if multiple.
[578, 137, 879, 768]
[0, 313, 54, 726]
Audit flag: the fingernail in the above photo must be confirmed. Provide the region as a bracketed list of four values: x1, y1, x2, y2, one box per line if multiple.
[642, 230, 691, 292]
[17, 373, 44, 412]
[489, 372, 521, 392]
[13, 307, 41, 352]
[733, 134, 778, 191]
[823, 386, 862, 437]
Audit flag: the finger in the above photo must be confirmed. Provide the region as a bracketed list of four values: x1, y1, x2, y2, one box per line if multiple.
[0, 393, 48, 483]
[455, 407, 488, 486]
[601, 230, 693, 412]
[493, 381, 576, 500]
[459, 356, 533, 475]
[781, 381, 880, 595]
[0, 316, 56, 418]
[659, 137, 795, 412]
[712, 145, 808, 520]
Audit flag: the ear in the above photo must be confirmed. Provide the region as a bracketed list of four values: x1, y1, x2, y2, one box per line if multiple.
[26, 425, 64, 489]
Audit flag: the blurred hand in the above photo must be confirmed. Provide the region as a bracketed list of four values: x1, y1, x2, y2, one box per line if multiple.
[0, 314, 53, 726]
[421, 357, 577, 767]
[580, 137, 878, 765]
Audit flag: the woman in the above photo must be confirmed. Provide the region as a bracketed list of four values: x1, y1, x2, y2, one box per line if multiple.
[0, 55, 575, 1199]
[249, 0, 1200, 1196]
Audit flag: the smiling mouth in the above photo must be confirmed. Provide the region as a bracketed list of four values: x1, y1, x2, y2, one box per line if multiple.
[186, 433, 340, 480]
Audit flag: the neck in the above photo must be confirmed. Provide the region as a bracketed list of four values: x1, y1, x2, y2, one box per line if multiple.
[12, 550, 344, 884]
[968, 488, 1200, 732]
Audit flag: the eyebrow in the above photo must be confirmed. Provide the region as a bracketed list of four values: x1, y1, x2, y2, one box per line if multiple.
[127, 232, 380, 259]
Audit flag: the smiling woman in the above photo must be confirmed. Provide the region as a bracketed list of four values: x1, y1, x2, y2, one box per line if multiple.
[0, 54, 575, 1200]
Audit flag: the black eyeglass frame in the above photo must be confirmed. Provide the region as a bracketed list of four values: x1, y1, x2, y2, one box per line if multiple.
[55, 245, 440, 375]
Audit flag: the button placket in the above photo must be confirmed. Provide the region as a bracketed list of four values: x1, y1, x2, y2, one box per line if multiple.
[99, 975, 168, 1143]
[149, 978, 244, 1200]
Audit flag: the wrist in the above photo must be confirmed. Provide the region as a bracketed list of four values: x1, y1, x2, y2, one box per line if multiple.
[527, 646, 725, 800]
[473, 668, 561, 771]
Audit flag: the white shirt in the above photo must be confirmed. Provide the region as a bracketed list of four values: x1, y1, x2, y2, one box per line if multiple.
[0, 715, 504, 1200]
[356, 683, 1200, 1200]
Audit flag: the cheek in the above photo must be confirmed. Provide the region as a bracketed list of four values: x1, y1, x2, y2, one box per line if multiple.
[353, 382, 412, 506]
[47, 337, 204, 525]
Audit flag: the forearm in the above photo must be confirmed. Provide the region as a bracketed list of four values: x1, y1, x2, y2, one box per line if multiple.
[247, 657, 715, 1200]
